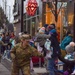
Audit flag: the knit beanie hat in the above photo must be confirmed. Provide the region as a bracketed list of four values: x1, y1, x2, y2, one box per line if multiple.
[20, 34, 31, 40]
[65, 44, 74, 53]
[39, 27, 45, 34]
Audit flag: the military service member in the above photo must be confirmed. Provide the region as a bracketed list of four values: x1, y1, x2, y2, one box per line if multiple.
[10, 34, 43, 75]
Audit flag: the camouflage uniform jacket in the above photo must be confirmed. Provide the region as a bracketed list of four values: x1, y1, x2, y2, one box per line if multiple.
[10, 43, 42, 67]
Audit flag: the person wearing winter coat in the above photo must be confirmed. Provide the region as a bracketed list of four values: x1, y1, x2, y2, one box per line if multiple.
[49, 29, 61, 58]
[60, 31, 73, 57]
[1, 33, 6, 54]
[58, 43, 75, 75]
[10, 34, 43, 75]
[5, 32, 10, 50]
[47, 24, 61, 75]
[34, 27, 50, 56]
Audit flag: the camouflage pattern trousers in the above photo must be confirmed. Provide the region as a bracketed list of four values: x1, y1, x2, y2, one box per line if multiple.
[11, 63, 30, 75]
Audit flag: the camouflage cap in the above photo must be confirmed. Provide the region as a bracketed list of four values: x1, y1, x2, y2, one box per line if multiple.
[20, 34, 31, 40]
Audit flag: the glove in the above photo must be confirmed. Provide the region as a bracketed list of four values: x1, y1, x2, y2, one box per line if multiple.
[11, 54, 15, 60]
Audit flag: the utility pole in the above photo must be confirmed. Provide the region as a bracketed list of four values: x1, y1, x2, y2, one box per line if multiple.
[21, 0, 24, 32]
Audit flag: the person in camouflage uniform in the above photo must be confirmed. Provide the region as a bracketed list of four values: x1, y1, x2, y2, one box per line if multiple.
[10, 34, 43, 75]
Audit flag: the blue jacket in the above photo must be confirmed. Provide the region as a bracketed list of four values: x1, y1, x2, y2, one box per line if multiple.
[60, 36, 72, 50]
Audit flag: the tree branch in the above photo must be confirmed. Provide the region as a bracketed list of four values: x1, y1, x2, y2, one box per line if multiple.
[58, 2, 64, 15]
[51, 9, 55, 15]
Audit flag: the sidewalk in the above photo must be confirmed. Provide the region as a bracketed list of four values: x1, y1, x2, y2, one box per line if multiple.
[1, 57, 49, 75]
[1, 58, 48, 75]
[0, 63, 11, 75]
[33, 67, 48, 73]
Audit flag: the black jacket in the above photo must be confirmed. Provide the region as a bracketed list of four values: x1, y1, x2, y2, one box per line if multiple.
[50, 32, 61, 58]
[58, 55, 75, 74]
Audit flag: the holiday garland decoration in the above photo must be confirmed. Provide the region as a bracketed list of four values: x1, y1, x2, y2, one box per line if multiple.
[26, 0, 38, 16]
